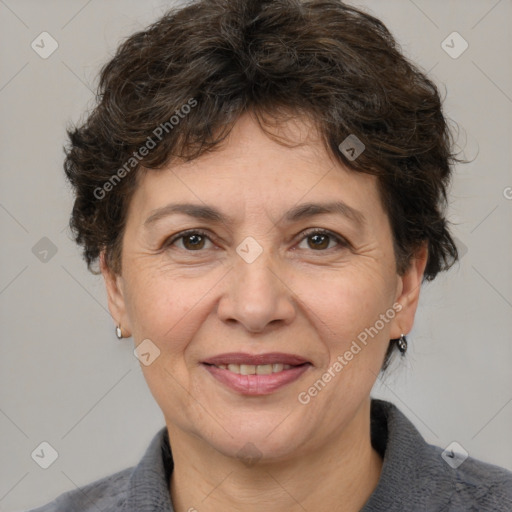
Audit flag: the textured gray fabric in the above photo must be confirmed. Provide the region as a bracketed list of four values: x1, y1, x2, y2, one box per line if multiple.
[28, 399, 512, 511]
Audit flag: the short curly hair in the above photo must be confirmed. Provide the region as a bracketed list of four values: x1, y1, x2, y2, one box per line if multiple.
[64, 0, 460, 369]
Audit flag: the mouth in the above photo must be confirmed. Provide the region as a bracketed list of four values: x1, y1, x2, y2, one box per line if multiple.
[205, 362, 302, 375]
[201, 352, 312, 395]
[202, 352, 310, 366]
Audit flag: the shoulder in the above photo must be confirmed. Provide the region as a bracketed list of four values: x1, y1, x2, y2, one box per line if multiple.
[27, 426, 172, 512]
[428, 444, 512, 511]
[367, 399, 512, 512]
[26, 466, 133, 512]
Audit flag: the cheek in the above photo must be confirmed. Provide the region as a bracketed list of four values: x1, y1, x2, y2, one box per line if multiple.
[294, 265, 395, 355]
[123, 268, 221, 352]
[305, 278, 393, 402]
[123, 271, 184, 340]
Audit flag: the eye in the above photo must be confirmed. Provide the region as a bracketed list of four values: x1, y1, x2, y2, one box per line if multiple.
[163, 228, 348, 253]
[164, 230, 214, 251]
[296, 229, 347, 251]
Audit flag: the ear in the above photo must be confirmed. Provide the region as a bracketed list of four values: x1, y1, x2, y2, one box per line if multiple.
[389, 243, 428, 339]
[100, 251, 132, 338]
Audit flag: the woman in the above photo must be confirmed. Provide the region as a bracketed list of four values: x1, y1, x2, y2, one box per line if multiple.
[30, 0, 512, 510]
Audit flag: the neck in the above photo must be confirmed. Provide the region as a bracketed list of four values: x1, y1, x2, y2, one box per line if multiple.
[168, 397, 382, 512]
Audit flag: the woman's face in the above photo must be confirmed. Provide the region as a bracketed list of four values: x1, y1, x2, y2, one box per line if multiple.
[102, 112, 426, 462]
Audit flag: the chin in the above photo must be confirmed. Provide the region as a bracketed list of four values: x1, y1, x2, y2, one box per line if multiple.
[193, 412, 309, 465]
[209, 434, 303, 466]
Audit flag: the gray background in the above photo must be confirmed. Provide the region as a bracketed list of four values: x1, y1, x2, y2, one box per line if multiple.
[0, 0, 511, 510]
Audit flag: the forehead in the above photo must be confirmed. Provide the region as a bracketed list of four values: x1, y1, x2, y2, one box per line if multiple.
[128, 112, 383, 224]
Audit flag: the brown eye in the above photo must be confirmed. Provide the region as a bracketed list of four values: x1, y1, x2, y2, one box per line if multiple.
[297, 229, 347, 251]
[307, 233, 330, 250]
[164, 230, 213, 251]
[182, 233, 206, 250]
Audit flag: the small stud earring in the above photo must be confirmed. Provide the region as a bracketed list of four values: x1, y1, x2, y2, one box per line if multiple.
[115, 325, 123, 339]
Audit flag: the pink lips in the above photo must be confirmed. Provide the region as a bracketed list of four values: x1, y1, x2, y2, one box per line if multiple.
[202, 352, 312, 395]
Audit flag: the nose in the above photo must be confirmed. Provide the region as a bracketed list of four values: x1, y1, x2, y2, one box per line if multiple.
[217, 248, 296, 333]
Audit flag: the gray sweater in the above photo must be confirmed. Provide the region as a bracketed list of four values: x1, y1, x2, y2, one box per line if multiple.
[29, 399, 512, 511]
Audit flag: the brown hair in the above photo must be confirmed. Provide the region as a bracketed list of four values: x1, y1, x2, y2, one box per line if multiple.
[64, 0, 460, 369]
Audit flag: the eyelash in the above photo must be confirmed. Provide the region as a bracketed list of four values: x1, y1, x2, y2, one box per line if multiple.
[163, 228, 349, 252]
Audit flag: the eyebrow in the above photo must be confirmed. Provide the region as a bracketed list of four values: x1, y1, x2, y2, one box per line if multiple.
[143, 201, 366, 228]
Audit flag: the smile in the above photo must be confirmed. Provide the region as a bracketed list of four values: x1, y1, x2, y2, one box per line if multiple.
[211, 363, 295, 374]
[202, 361, 311, 395]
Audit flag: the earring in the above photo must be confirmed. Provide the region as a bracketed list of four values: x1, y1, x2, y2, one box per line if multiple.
[393, 334, 408, 354]
[115, 325, 123, 339]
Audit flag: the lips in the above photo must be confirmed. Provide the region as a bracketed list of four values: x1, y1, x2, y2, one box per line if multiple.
[201, 352, 312, 395]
